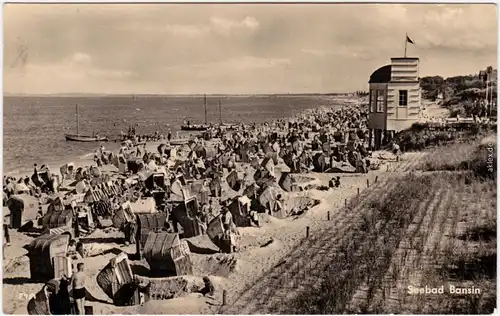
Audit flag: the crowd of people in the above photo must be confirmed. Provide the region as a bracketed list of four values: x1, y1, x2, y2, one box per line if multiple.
[4, 99, 378, 314]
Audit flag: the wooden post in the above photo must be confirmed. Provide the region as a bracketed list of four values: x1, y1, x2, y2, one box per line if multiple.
[345, 199, 347, 207]
[306, 226, 310, 238]
[366, 179, 370, 188]
[375, 176, 378, 183]
[357, 188, 360, 197]
[386, 164, 389, 172]
[327, 211, 330, 221]
[222, 290, 227, 306]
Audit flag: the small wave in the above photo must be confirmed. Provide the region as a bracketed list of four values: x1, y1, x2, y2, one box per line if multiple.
[4, 168, 23, 177]
[79, 152, 95, 159]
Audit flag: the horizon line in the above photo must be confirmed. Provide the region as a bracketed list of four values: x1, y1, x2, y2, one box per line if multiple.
[4, 92, 364, 97]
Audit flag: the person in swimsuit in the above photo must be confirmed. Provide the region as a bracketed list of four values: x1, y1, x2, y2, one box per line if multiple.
[71, 262, 86, 314]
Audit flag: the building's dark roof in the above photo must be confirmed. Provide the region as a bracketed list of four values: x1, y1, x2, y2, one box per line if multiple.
[369, 65, 392, 84]
[391, 57, 419, 61]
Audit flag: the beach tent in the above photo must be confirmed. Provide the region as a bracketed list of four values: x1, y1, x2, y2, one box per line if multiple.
[75, 180, 89, 194]
[312, 152, 327, 172]
[203, 147, 217, 160]
[209, 177, 222, 198]
[136, 213, 168, 256]
[96, 252, 137, 306]
[189, 179, 208, 205]
[253, 169, 274, 188]
[206, 215, 237, 253]
[91, 199, 113, 218]
[127, 159, 144, 174]
[7, 194, 40, 229]
[192, 144, 206, 159]
[46, 195, 66, 210]
[261, 157, 275, 173]
[112, 204, 135, 229]
[147, 160, 158, 171]
[278, 172, 295, 192]
[83, 188, 101, 204]
[243, 183, 259, 200]
[322, 142, 332, 155]
[355, 155, 368, 174]
[41, 208, 73, 232]
[60, 163, 75, 181]
[328, 161, 356, 173]
[218, 153, 232, 168]
[145, 172, 165, 191]
[129, 198, 156, 214]
[291, 140, 301, 153]
[142, 232, 193, 276]
[137, 170, 153, 182]
[113, 154, 127, 173]
[239, 145, 250, 163]
[171, 196, 203, 238]
[264, 151, 279, 165]
[281, 152, 297, 173]
[228, 196, 252, 227]
[347, 151, 358, 169]
[27, 234, 70, 281]
[12, 181, 31, 195]
[124, 175, 139, 186]
[157, 144, 170, 156]
[74, 168, 85, 182]
[26, 279, 58, 315]
[226, 170, 242, 192]
[89, 166, 101, 178]
[259, 184, 284, 216]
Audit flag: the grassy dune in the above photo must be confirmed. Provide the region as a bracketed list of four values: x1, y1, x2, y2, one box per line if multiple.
[291, 138, 496, 314]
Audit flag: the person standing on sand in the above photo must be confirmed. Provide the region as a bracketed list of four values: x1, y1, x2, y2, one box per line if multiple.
[58, 275, 72, 315]
[70, 262, 86, 315]
[274, 194, 285, 216]
[3, 215, 10, 246]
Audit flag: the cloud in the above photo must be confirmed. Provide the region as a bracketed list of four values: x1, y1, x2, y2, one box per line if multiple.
[72, 53, 92, 66]
[3, 4, 497, 94]
[164, 56, 291, 76]
[301, 49, 329, 57]
[119, 16, 260, 38]
[209, 16, 259, 36]
[301, 47, 372, 60]
[5, 52, 133, 94]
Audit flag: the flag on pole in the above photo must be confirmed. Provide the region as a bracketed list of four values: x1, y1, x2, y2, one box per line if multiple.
[404, 33, 415, 57]
[406, 34, 415, 44]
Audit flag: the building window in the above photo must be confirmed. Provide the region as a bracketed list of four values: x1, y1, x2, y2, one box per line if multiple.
[376, 89, 385, 112]
[370, 90, 376, 112]
[399, 90, 408, 106]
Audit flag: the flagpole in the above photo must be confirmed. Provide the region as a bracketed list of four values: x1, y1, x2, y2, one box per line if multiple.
[404, 33, 408, 58]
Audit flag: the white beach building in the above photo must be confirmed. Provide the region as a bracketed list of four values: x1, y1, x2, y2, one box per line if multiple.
[367, 57, 422, 149]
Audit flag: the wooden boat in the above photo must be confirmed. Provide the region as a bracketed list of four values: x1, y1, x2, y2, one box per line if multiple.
[180, 124, 208, 131]
[65, 134, 108, 142]
[65, 104, 107, 142]
[169, 138, 189, 146]
[181, 94, 209, 131]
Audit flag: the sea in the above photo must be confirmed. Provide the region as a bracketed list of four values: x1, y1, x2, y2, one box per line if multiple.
[3, 94, 346, 176]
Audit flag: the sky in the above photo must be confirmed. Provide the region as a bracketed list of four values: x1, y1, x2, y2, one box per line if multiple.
[4, 3, 498, 95]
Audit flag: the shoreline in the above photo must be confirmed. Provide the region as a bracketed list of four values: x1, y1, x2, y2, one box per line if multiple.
[4, 96, 365, 180]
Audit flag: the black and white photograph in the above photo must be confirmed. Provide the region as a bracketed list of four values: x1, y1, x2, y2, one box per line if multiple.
[2, 2, 497, 314]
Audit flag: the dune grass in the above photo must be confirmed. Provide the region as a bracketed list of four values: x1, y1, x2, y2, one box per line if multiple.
[417, 137, 497, 180]
[290, 142, 496, 314]
[291, 174, 436, 314]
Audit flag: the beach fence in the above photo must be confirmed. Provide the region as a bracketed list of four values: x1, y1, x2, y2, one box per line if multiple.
[221, 175, 389, 314]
